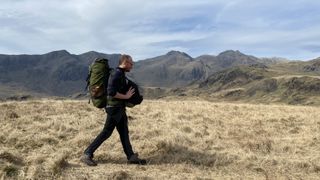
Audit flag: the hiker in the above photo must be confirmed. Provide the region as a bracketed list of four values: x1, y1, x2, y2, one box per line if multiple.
[81, 54, 146, 166]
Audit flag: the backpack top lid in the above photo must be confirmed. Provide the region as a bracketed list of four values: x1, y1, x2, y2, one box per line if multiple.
[94, 58, 108, 64]
[90, 58, 109, 72]
[89, 58, 110, 85]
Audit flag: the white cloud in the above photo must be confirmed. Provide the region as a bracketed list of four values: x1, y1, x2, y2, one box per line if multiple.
[0, 0, 320, 60]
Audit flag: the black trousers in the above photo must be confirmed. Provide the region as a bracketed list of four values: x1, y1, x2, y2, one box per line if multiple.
[84, 107, 134, 160]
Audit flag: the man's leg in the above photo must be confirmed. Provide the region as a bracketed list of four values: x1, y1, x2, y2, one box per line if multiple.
[116, 109, 146, 165]
[116, 109, 134, 159]
[84, 114, 116, 156]
[82, 108, 119, 165]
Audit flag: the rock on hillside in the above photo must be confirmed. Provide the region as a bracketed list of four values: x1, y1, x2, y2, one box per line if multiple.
[198, 65, 269, 91]
[303, 58, 320, 72]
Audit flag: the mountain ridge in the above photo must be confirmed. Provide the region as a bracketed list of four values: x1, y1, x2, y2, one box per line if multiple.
[1, 49, 320, 105]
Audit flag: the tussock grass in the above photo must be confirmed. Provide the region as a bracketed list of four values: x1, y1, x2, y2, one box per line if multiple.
[47, 150, 70, 175]
[0, 99, 319, 179]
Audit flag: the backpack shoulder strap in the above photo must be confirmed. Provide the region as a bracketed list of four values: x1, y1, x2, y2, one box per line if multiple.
[85, 66, 92, 91]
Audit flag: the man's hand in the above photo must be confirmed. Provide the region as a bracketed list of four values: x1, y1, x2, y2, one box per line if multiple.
[113, 87, 135, 99]
[125, 87, 135, 99]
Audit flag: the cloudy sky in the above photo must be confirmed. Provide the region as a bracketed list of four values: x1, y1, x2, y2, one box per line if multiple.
[1, 0, 320, 60]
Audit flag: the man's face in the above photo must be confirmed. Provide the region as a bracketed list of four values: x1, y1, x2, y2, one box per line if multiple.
[124, 58, 134, 72]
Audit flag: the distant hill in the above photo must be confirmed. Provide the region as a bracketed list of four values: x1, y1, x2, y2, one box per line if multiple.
[0, 50, 121, 97]
[172, 64, 320, 105]
[131, 51, 199, 87]
[132, 50, 266, 87]
[0, 49, 270, 98]
[1, 50, 319, 105]
[259, 57, 289, 64]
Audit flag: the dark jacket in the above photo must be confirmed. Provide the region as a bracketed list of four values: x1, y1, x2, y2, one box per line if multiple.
[107, 67, 127, 107]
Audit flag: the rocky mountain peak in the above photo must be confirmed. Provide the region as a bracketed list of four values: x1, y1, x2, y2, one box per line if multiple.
[166, 50, 193, 60]
[80, 51, 100, 56]
[218, 50, 244, 57]
[45, 50, 70, 55]
[42, 50, 71, 59]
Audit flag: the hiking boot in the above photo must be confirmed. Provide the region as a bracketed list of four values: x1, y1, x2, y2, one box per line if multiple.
[80, 154, 97, 166]
[128, 153, 147, 165]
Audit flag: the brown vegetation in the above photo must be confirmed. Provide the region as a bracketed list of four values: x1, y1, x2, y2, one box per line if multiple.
[1, 99, 320, 179]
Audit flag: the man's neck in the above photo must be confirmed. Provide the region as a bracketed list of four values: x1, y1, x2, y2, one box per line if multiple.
[118, 67, 126, 73]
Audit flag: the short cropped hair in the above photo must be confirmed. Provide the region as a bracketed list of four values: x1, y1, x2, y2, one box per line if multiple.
[119, 54, 132, 65]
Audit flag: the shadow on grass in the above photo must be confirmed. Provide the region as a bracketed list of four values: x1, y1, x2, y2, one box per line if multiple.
[146, 141, 237, 167]
[93, 142, 238, 167]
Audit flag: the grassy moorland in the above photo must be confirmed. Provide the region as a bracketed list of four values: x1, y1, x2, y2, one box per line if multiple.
[1, 99, 320, 179]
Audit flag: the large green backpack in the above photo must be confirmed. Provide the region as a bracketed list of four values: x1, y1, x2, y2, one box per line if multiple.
[86, 58, 112, 108]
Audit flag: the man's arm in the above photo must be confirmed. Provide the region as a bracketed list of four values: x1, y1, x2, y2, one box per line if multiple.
[113, 87, 135, 99]
[108, 69, 135, 100]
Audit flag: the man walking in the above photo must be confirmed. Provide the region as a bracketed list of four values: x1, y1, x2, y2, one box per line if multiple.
[81, 54, 146, 166]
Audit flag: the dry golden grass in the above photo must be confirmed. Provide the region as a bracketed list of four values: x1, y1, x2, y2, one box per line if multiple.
[1, 99, 320, 179]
